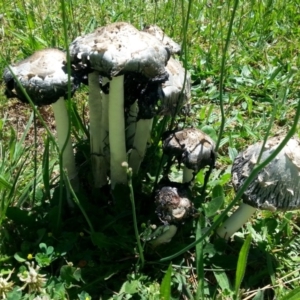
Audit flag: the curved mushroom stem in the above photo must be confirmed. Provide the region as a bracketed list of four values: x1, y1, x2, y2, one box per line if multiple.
[109, 75, 127, 188]
[52, 97, 77, 206]
[88, 71, 108, 188]
[129, 118, 153, 174]
[150, 225, 177, 248]
[216, 203, 257, 240]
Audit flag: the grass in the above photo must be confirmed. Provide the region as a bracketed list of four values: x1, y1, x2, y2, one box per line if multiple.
[1, 0, 300, 299]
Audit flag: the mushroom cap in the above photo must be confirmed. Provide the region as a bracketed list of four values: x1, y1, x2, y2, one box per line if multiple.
[3, 48, 78, 106]
[69, 22, 170, 80]
[162, 128, 216, 172]
[232, 136, 300, 211]
[160, 57, 191, 116]
[142, 25, 181, 55]
[155, 182, 197, 224]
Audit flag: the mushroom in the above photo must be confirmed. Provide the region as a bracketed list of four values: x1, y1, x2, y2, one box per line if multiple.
[70, 22, 170, 188]
[216, 136, 300, 239]
[3, 48, 79, 203]
[162, 128, 216, 183]
[155, 181, 197, 225]
[160, 57, 191, 117]
[150, 180, 197, 248]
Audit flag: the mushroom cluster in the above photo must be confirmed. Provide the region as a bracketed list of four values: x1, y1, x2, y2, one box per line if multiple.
[2, 22, 192, 216]
[69, 22, 171, 188]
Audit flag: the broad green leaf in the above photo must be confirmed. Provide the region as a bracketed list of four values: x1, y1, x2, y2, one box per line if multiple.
[204, 185, 224, 217]
[213, 270, 232, 293]
[119, 280, 140, 294]
[235, 234, 252, 296]
[160, 263, 172, 300]
[35, 252, 52, 267]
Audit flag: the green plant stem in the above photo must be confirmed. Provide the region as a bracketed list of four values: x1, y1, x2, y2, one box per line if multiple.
[127, 167, 145, 270]
[215, 0, 239, 152]
[64, 170, 95, 233]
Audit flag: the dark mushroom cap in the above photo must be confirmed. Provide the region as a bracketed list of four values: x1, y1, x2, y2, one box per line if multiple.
[3, 48, 78, 106]
[155, 181, 197, 224]
[143, 25, 181, 55]
[69, 22, 170, 80]
[232, 136, 300, 211]
[160, 57, 191, 116]
[163, 128, 216, 173]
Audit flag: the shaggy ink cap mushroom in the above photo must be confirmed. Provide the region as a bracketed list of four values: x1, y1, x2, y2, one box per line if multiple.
[217, 136, 300, 239]
[3, 48, 78, 206]
[3, 48, 78, 105]
[155, 181, 197, 225]
[162, 128, 216, 183]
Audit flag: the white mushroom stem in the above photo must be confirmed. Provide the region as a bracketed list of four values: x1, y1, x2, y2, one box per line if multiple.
[216, 203, 257, 240]
[52, 97, 78, 205]
[108, 75, 127, 188]
[150, 225, 178, 248]
[129, 118, 153, 174]
[183, 167, 194, 183]
[88, 71, 108, 188]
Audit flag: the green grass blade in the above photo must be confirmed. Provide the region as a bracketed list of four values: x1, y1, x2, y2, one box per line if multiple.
[281, 286, 300, 300]
[0, 176, 12, 189]
[195, 216, 205, 299]
[42, 137, 51, 200]
[235, 234, 252, 297]
[160, 263, 172, 300]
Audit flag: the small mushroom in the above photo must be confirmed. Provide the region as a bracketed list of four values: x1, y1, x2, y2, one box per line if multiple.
[3, 48, 79, 205]
[155, 182, 197, 224]
[70, 22, 170, 188]
[162, 128, 216, 183]
[217, 136, 300, 239]
[152, 180, 197, 248]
